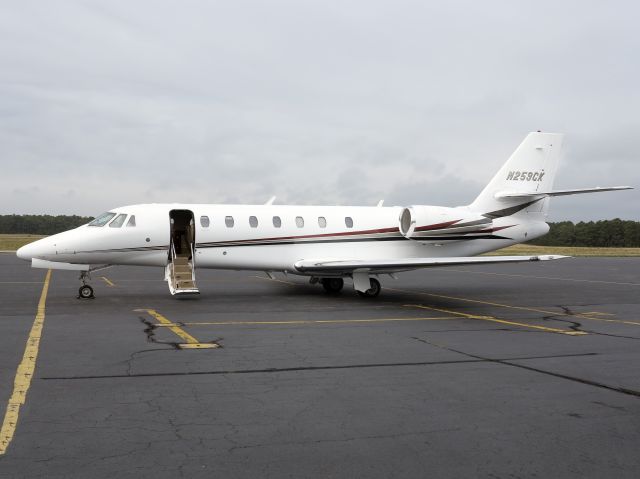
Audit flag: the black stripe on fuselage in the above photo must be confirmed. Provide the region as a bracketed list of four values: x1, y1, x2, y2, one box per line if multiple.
[197, 234, 510, 248]
[75, 234, 511, 254]
[484, 198, 544, 219]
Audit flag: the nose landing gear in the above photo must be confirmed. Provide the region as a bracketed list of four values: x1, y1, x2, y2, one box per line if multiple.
[79, 284, 94, 299]
[78, 271, 95, 299]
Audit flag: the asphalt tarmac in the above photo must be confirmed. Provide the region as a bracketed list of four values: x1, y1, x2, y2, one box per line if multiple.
[0, 253, 639, 478]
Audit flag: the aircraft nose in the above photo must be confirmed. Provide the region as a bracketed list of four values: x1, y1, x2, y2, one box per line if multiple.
[16, 238, 52, 261]
[16, 242, 35, 260]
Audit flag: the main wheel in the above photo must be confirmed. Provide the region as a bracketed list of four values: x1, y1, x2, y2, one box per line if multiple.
[357, 278, 381, 298]
[321, 278, 344, 293]
[78, 285, 94, 299]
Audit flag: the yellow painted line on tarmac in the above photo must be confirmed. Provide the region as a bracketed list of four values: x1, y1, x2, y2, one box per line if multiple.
[135, 309, 218, 349]
[177, 343, 216, 349]
[115, 279, 249, 284]
[576, 317, 640, 326]
[153, 316, 459, 327]
[388, 288, 639, 327]
[109, 279, 164, 282]
[101, 276, 115, 287]
[403, 303, 586, 336]
[0, 269, 52, 455]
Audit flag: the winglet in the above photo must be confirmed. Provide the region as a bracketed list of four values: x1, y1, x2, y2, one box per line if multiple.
[532, 255, 571, 261]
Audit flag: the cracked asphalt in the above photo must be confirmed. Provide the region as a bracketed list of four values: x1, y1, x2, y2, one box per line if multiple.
[0, 253, 639, 478]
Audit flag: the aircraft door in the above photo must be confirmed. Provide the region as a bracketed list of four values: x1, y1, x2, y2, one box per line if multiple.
[169, 210, 196, 259]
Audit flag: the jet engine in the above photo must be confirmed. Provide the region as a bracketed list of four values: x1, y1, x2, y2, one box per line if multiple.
[398, 206, 493, 240]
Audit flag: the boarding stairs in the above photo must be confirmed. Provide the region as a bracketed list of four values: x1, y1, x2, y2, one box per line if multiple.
[166, 243, 199, 295]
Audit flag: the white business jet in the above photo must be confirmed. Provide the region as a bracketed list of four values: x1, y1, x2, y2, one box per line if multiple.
[16, 132, 632, 299]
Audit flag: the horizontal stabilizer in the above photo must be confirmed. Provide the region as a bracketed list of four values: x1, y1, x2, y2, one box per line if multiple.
[495, 186, 632, 199]
[294, 255, 569, 274]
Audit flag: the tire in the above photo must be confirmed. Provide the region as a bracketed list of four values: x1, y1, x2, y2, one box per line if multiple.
[78, 285, 94, 299]
[321, 278, 344, 293]
[357, 278, 381, 298]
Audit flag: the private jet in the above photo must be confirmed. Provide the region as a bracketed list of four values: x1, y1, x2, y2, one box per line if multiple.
[16, 132, 632, 298]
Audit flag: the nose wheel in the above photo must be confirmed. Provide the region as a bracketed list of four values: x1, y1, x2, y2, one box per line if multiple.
[78, 284, 94, 299]
[77, 271, 95, 299]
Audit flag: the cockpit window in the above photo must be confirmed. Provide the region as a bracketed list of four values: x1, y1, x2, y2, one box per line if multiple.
[88, 212, 116, 227]
[126, 215, 136, 227]
[109, 214, 127, 228]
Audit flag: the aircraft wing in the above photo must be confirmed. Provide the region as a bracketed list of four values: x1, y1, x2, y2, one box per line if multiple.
[294, 255, 569, 275]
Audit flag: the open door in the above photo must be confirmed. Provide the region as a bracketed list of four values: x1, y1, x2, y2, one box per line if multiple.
[166, 209, 199, 295]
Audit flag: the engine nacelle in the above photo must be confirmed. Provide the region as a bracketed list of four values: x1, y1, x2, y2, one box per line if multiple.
[398, 206, 492, 240]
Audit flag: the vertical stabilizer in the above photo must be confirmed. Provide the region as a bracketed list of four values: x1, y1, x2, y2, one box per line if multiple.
[469, 132, 564, 219]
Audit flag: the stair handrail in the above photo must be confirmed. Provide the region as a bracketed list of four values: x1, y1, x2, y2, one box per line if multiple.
[170, 241, 178, 288]
[189, 242, 196, 284]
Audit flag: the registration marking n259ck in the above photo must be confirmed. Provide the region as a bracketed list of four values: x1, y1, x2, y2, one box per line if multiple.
[506, 170, 545, 182]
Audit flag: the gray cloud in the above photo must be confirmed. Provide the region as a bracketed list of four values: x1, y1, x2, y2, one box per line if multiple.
[0, 0, 638, 220]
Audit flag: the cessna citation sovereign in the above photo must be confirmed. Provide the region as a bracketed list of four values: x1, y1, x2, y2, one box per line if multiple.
[17, 132, 632, 299]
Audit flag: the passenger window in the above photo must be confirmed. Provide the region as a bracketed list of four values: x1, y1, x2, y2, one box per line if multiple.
[109, 214, 127, 228]
[273, 216, 282, 228]
[318, 217, 327, 228]
[88, 212, 116, 227]
[225, 216, 234, 227]
[126, 215, 136, 227]
[249, 216, 258, 228]
[200, 216, 210, 228]
[345, 217, 354, 228]
[295, 216, 304, 228]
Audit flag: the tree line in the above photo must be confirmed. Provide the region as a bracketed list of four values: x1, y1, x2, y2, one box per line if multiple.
[0, 215, 93, 235]
[529, 219, 640, 247]
[0, 215, 639, 247]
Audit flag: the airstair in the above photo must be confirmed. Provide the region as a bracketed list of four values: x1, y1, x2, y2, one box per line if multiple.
[166, 239, 199, 296]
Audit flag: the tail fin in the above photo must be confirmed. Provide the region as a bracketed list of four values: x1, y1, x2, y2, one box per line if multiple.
[469, 132, 564, 219]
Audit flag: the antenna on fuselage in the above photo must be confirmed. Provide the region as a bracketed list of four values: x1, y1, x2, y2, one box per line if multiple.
[376, 200, 384, 207]
[265, 196, 276, 205]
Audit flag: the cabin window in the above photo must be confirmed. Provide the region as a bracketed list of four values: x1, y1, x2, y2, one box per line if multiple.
[225, 216, 234, 227]
[88, 212, 116, 227]
[318, 217, 327, 228]
[345, 216, 354, 228]
[108, 214, 127, 228]
[126, 215, 136, 227]
[295, 216, 304, 228]
[200, 216, 210, 228]
[273, 216, 282, 228]
[249, 216, 258, 228]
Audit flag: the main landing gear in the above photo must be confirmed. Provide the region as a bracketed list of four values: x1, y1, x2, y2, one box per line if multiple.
[318, 276, 382, 298]
[321, 278, 344, 293]
[78, 271, 95, 299]
[356, 278, 381, 298]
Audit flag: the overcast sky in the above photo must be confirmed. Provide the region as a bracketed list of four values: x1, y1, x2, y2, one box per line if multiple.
[1, 0, 638, 220]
